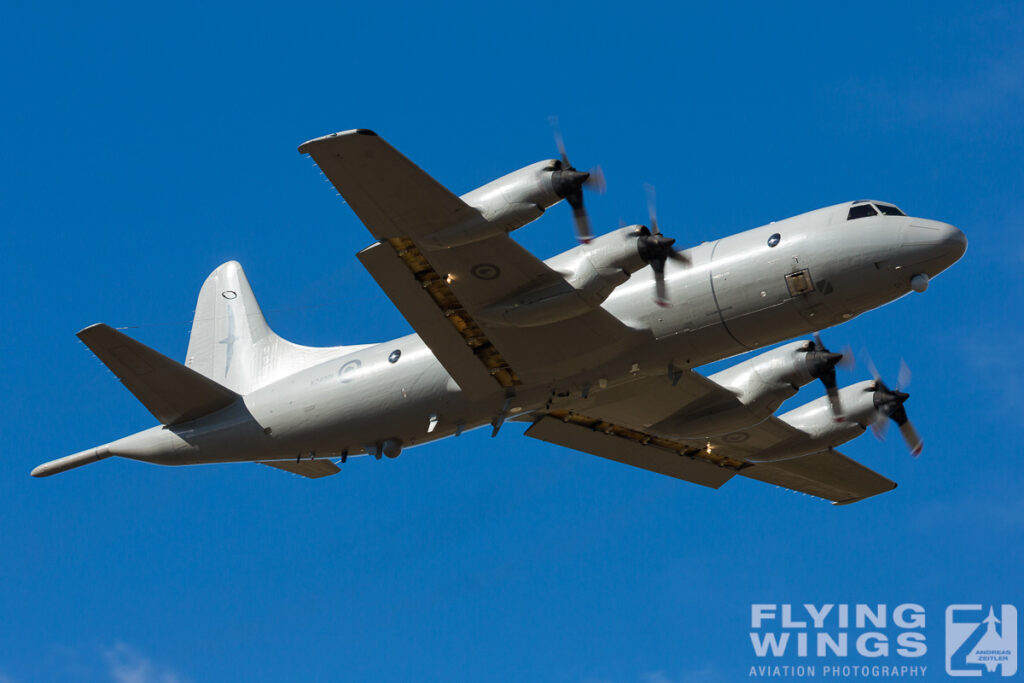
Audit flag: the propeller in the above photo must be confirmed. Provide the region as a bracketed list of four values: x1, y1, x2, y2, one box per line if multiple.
[807, 332, 855, 421]
[865, 353, 923, 456]
[636, 184, 691, 307]
[548, 117, 606, 243]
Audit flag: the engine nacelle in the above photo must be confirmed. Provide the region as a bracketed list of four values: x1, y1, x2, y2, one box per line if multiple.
[420, 160, 576, 249]
[658, 341, 837, 437]
[548, 226, 650, 301]
[711, 340, 828, 411]
[475, 226, 648, 327]
[745, 380, 881, 462]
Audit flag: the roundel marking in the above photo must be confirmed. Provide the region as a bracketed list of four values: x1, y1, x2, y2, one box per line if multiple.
[222, 290, 238, 299]
[767, 233, 781, 248]
[338, 359, 362, 383]
[471, 263, 501, 280]
[723, 432, 749, 443]
[388, 349, 401, 364]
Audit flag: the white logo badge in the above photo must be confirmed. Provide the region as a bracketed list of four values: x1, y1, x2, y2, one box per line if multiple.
[946, 604, 1017, 677]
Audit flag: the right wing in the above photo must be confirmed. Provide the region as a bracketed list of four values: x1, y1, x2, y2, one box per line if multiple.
[736, 450, 895, 505]
[300, 130, 641, 397]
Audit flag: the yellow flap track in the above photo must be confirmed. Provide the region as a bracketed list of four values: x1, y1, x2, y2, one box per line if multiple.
[387, 238, 521, 388]
[546, 410, 747, 470]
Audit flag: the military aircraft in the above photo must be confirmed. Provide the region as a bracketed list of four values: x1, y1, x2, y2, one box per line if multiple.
[32, 129, 967, 504]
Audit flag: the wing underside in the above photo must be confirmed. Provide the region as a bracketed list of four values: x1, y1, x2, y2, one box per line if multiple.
[301, 129, 640, 395]
[524, 372, 896, 504]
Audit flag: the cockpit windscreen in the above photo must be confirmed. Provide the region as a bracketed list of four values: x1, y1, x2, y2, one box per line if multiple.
[848, 201, 906, 220]
[874, 203, 906, 216]
[848, 203, 878, 220]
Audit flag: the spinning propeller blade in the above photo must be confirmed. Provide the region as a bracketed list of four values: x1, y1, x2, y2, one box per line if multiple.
[864, 352, 923, 456]
[808, 332, 852, 421]
[548, 117, 605, 243]
[636, 184, 690, 307]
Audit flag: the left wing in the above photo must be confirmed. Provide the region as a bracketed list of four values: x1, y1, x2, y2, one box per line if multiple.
[523, 371, 895, 504]
[300, 130, 641, 395]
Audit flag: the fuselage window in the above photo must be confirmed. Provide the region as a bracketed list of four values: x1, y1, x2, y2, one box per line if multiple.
[848, 203, 879, 220]
[875, 204, 906, 216]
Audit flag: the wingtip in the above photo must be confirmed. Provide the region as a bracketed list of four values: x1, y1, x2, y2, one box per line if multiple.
[297, 128, 378, 154]
[76, 322, 109, 338]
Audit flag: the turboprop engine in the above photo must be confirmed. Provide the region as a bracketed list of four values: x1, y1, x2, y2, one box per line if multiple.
[419, 160, 592, 249]
[476, 225, 678, 327]
[747, 378, 922, 462]
[664, 340, 847, 437]
[425, 123, 611, 249]
[461, 160, 581, 232]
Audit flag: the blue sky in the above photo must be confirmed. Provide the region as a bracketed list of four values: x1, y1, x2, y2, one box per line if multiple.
[2, 2, 1022, 681]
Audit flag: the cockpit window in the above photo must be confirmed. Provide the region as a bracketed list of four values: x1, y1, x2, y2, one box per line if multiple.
[875, 203, 906, 216]
[848, 203, 879, 220]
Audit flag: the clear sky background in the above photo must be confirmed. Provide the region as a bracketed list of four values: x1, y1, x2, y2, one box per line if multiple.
[2, 2, 1022, 681]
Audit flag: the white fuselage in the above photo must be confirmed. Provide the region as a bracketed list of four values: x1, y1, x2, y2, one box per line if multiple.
[107, 201, 964, 468]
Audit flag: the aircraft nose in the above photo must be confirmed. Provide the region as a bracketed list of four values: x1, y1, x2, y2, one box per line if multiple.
[942, 223, 968, 260]
[933, 222, 967, 271]
[902, 220, 967, 275]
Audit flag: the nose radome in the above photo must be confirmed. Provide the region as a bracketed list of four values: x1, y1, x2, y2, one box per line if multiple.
[942, 222, 968, 260]
[902, 220, 967, 275]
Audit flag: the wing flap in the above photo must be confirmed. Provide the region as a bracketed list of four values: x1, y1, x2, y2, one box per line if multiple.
[298, 129, 473, 240]
[259, 459, 340, 479]
[358, 241, 501, 398]
[78, 324, 239, 426]
[526, 415, 735, 489]
[738, 450, 896, 504]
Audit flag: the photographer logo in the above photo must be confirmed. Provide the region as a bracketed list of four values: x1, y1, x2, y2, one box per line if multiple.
[945, 604, 1017, 677]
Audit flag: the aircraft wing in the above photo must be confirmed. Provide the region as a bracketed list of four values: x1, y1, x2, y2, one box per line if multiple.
[523, 372, 896, 504]
[299, 130, 641, 397]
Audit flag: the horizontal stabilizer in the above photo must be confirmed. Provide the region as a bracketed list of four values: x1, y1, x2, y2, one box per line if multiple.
[78, 323, 239, 426]
[259, 459, 340, 478]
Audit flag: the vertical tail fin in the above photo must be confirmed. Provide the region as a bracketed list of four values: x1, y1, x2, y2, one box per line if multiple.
[186, 261, 366, 394]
